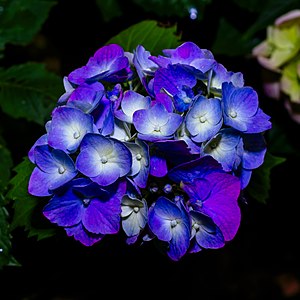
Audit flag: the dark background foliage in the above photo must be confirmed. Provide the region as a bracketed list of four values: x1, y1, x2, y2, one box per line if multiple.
[1, 0, 300, 299]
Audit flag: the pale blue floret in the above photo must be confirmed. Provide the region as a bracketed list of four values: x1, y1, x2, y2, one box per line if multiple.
[28, 145, 77, 197]
[115, 90, 151, 123]
[200, 128, 243, 172]
[76, 133, 132, 186]
[189, 210, 225, 253]
[148, 196, 191, 261]
[121, 195, 148, 240]
[47, 106, 96, 154]
[222, 82, 272, 133]
[185, 95, 223, 143]
[133, 102, 183, 141]
[124, 138, 149, 188]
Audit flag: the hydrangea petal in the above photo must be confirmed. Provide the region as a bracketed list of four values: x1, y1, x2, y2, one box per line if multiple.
[65, 223, 104, 246]
[43, 189, 83, 227]
[48, 106, 94, 153]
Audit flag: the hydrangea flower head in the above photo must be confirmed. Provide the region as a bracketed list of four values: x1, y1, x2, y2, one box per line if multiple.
[28, 41, 271, 261]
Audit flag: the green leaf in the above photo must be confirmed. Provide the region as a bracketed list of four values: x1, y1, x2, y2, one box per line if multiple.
[0, 135, 13, 194]
[0, 0, 57, 51]
[245, 152, 286, 204]
[106, 20, 182, 55]
[0, 204, 20, 269]
[6, 157, 56, 240]
[95, 0, 122, 22]
[0, 62, 63, 125]
[212, 18, 259, 56]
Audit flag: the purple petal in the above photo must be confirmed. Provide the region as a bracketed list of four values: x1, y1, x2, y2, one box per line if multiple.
[65, 223, 104, 246]
[150, 155, 168, 177]
[168, 156, 223, 183]
[82, 180, 126, 234]
[200, 172, 241, 241]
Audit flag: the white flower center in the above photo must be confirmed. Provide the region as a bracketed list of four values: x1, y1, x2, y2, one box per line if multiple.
[170, 219, 178, 228]
[153, 125, 161, 132]
[58, 166, 66, 174]
[199, 116, 207, 123]
[229, 111, 237, 118]
[193, 223, 200, 231]
[133, 206, 140, 213]
[101, 156, 108, 164]
[73, 131, 81, 139]
[136, 153, 142, 161]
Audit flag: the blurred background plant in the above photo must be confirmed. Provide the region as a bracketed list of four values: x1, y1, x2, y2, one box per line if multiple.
[0, 0, 300, 299]
[252, 9, 300, 123]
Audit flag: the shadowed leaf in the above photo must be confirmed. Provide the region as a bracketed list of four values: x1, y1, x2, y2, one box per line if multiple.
[0, 63, 63, 125]
[106, 20, 182, 55]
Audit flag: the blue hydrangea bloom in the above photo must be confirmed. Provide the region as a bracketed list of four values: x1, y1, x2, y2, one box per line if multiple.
[47, 106, 96, 154]
[222, 82, 272, 133]
[27, 41, 272, 260]
[148, 196, 191, 261]
[133, 102, 183, 141]
[153, 64, 197, 112]
[76, 133, 132, 186]
[200, 128, 243, 172]
[28, 145, 77, 197]
[189, 210, 225, 253]
[185, 95, 223, 142]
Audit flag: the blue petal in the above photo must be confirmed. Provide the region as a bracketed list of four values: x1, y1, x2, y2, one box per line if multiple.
[43, 189, 83, 227]
[48, 106, 94, 153]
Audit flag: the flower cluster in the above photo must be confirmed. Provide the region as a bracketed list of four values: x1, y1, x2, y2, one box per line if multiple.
[28, 41, 271, 261]
[252, 9, 300, 123]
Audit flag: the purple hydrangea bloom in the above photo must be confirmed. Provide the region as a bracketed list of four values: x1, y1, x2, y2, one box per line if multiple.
[68, 44, 131, 85]
[149, 139, 196, 177]
[237, 133, 268, 189]
[28, 145, 77, 197]
[61, 82, 105, 113]
[43, 178, 126, 246]
[181, 173, 241, 242]
[76, 133, 132, 186]
[28, 133, 48, 163]
[150, 41, 216, 76]
[153, 64, 197, 112]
